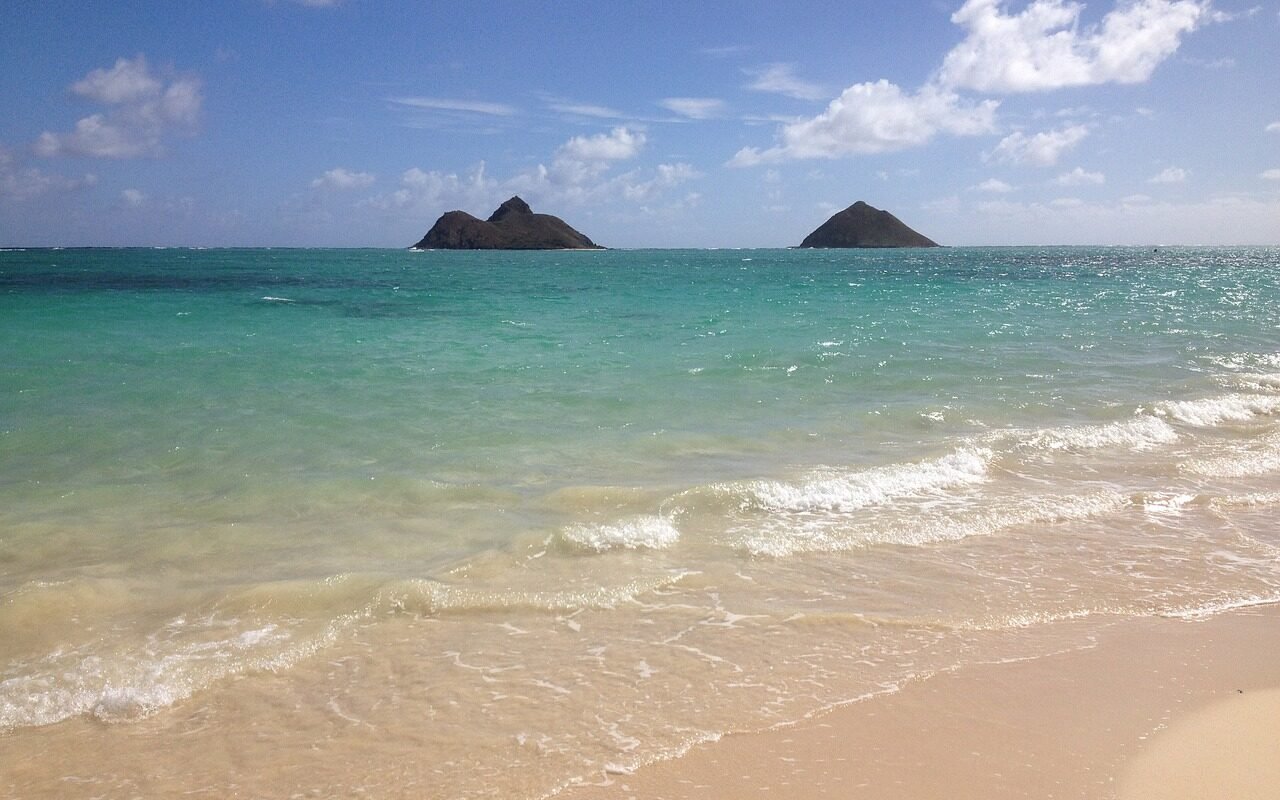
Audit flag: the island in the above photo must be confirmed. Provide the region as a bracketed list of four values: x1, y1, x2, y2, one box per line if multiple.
[411, 196, 602, 250]
[798, 201, 938, 248]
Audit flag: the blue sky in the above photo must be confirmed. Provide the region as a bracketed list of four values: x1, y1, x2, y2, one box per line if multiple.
[2, 0, 1278, 247]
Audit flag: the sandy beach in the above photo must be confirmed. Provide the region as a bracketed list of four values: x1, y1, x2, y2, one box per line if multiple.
[565, 606, 1280, 800]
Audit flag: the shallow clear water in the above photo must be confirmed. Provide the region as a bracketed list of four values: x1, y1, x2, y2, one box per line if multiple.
[2, 246, 1279, 797]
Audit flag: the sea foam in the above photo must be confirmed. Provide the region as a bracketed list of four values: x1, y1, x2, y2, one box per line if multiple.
[376, 572, 693, 616]
[1012, 415, 1179, 453]
[1229, 373, 1280, 392]
[0, 621, 307, 730]
[738, 490, 1128, 557]
[556, 515, 681, 553]
[728, 448, 992, 515]
[1182, 433, 1280, 478]
[1153, 394, 1280, 427]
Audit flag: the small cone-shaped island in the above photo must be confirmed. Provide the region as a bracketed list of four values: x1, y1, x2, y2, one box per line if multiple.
[411, 196, 602, 250]
[799, 201, 938, 248]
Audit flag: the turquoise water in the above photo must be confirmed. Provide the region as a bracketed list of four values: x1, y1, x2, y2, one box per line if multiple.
[3, 246, 1280, 797]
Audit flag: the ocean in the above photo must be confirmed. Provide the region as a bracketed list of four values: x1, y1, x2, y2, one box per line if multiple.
[2, 246, 1279, 797]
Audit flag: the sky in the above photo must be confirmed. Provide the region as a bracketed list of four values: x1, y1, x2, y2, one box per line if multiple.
[2, 0, 1278, 248]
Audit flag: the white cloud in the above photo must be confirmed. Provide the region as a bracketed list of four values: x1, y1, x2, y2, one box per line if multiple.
[557, 126, 645, 162]
[311, 167, 375, 190]
[364, 162, 497, 213]
[546, 101, 627, 119]
[986, 124, 1089, 166]
[1183, 56, 1235, 69]
[1266, 122, 1280, 133]
[35, 55, 201, 158]
[120, 188, 146, 207]
[364, 127, 693, 216]
[502, 160, 698, 208]
[510, 128, 694, 207]
[659, 97, 727, 119]
[1207, 5, 1261, 22]
[1055, 104, 1099, 118]
[1148, 166, 1189, 183]
[72, 57, 163, 104]
[744, 63, 827, 101]
[728, 81, 997, 165]
[733, 0, 1216, 166]
[974, 178, 1016, 192]
[388, 97, 518, 116]
[938, 0, 1210, 93]
[1052, 166, 1106, 185]
[36, 116, 143, 159]
[1261, 169, 1280, 181]
[621, 163, 704, 201]
[0, 145, 97, 201]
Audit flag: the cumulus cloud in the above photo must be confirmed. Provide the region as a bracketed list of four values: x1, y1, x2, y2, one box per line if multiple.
[1053, 166, 1106, 185]
[120, 188, 146, 207]
[744, 63, 828, 101]
[364, 127, 695, 215]
[0, 145, 97, 201]
[35, 55, 201, 158]
[1267, 122, 1280, 133]
[729, 81, 997, 165]
[659, 97, 727, 119]
[985, 124, 1089, 166]
[474, 127, 653, 204]
[509, 128, 699, 206]
[72, 57, 163, 104]
[1149, 166, 1189, 183]
[973, 178, 1016, 192]
[938, 0, 1210, 93]
[733, 1, 1219, 168]
[557, 126, 645, 162]
[311, 167, 375, 190]
[620, 163, 704, 201]
[1261, 169, 1280, 181]
[364, 162, 497, 213]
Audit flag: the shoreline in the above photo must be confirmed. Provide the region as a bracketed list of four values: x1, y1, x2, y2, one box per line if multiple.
[564, 606, 1280, 799]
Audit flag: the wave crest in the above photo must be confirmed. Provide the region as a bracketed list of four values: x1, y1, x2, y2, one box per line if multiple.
[556, 515, 681, 553]
[723, 448, 992, 515]
[1153, 394, 1280, 427]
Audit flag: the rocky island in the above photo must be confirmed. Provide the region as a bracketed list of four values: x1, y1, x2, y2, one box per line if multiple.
[799, 201, 938, 248]
[411, 196, 602, 250]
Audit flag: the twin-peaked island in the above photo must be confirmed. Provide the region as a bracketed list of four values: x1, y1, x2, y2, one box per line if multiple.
[410, 196, 938, 250]
[411, 196, 601, 250]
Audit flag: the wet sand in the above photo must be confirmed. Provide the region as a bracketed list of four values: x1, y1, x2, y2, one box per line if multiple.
[565, 606, 1280, 800]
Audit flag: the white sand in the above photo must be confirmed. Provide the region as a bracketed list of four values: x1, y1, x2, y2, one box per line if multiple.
[1119, 687, 1280, 800]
